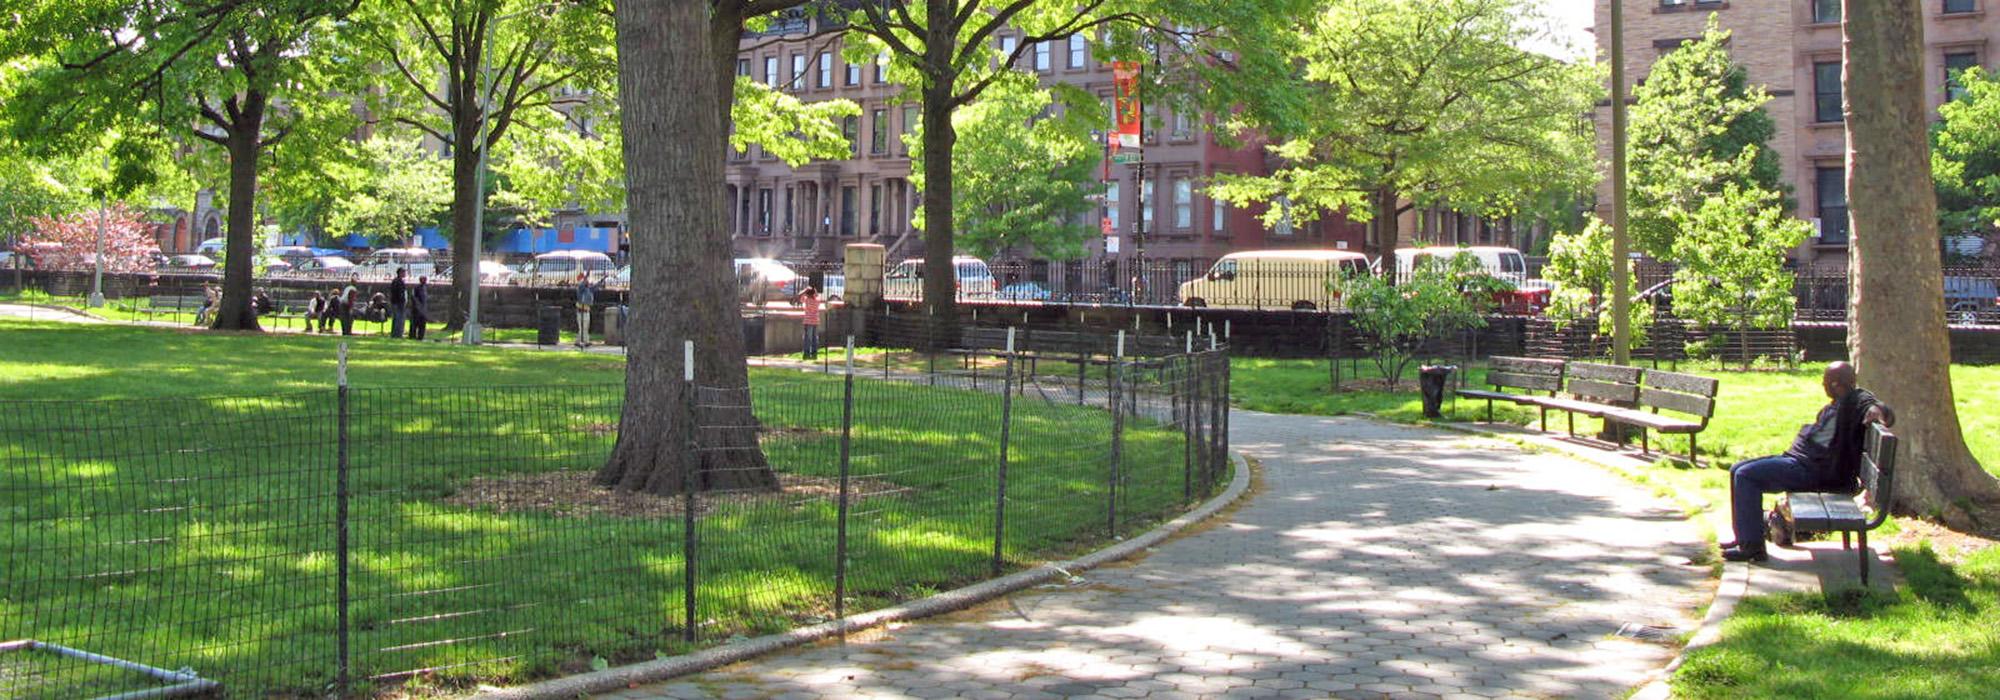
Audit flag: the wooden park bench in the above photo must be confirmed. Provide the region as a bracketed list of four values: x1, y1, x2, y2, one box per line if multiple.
[1594, 369, 1720, 463]
[1455, 356, 1565, 427]
[1530, 361, 1643, 440]
[133, 295, 207, 324]
[1777, 424, 1898, 586]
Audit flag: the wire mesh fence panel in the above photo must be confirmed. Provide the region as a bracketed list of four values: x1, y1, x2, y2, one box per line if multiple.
[342, 384, 655, 692]
[688, 374, 844, 641]
[0, 393, 340, 699]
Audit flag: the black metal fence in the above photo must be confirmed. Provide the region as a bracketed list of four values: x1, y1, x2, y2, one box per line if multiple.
[0, 342, 1229, 699]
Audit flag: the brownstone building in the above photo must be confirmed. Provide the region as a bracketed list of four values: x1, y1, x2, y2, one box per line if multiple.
[724, 12, 1367, 276]
[1594, 0, 2000, 270]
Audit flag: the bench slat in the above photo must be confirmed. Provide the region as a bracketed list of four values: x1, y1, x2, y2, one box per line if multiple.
[1530, 396, 1621, 417]
[1566, 378, 1638, 404]
[1567, 362, 1642, 384]
[1645, 370, 1718, 396]
[1485, 371, 1562, 393]
[1492, 356, 1564, 375]
[1456, 389, 1543, 404]
[1787, 493, 1868, 532]
[1597, 406, 1702, 432]
[1639, 388, 1715, 418]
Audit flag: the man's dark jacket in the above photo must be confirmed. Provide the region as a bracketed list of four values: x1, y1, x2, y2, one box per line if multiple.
[1784, 388, 1890, 493]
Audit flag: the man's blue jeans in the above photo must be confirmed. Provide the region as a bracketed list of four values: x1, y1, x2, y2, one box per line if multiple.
[1730, 455, 1823, 550]
[389, 303, 406, 338]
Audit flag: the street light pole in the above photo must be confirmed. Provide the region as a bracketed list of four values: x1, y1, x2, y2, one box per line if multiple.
[463, 19, 501, 345]
[1610, 0, 1631, 364]
[89, 154, 107, 308]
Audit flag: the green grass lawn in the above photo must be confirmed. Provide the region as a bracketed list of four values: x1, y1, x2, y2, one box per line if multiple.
[0, 319, 1211, 697]
[1671, 543, 2000, 698]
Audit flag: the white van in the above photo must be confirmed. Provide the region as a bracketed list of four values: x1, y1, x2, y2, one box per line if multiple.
[354, 248, 437, 279]
[1384, 246, 1528, 285]
[1177, 250, 1371, 310]
[883, 256, 997, 301]
[519, 250, 618, 287]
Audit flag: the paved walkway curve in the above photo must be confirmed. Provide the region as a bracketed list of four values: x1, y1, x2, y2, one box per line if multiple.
[606, 412, 1710, 700]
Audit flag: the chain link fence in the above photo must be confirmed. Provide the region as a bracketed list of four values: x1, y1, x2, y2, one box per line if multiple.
[1, 339, 1229, 699]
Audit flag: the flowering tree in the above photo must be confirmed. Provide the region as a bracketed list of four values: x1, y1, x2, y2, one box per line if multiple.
[19, 205, 159, 272]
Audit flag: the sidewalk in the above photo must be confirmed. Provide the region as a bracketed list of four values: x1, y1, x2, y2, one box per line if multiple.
[601, 412, 1711, 700]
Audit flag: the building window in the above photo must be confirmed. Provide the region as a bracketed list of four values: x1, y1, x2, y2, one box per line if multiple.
[1141, 179, 1154, 229]
[817, 52, 832, 88]
[764, 56, 779, 86]
[757, 188, 773, 234]
[842, 116, 859, 157]
[783, 186, 794, 232]
[1946, 51, 1980, 101]
[790, 53, 805, 88]
[1813, 61, 1842, 123]
[840, 186, 857, 236]
[736, 59, 750, 77]
[870, 108, 888, 154]
[1816, 166, 1849, 244]
[1945, 0, 1976, 13]
[873, 52, 887, 83]
[1105, 181, 1121, 231]
[870, 184, 883, 234]
[1172, 178, 1192, 229]
[1170, 111, 1191, 141]
[1213, 200, 1226, 233]
[998, 35, 1019, 68]
[845, 60, 860, 86]
[900, 105, 917, 154]
[1034, 42, 1051, 72]
[1068, 34, 1087, 69]
[1812, 0, 1840, 23]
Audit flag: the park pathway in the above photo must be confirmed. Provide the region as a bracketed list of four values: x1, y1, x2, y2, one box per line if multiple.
[601, 412, 1709, 700]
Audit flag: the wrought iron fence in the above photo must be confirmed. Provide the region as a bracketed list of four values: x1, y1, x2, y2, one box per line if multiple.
[0, 341, 1229, 699]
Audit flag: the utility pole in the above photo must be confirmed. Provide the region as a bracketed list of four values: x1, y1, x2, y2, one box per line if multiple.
[1609, 0, 1631, 365]
[89, 153, 108, 308]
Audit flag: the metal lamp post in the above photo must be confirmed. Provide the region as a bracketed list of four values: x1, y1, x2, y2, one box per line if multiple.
[88, 154, 108, 308]
[1610, 0, 1631, 364]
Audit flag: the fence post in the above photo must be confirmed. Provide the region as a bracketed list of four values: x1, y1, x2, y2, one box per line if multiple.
[681, 340, 699, 644]
[1182, 354, 1195, 504]
[994, 328, 1016, 577]
[1075, 349, 1087, 405]
[334, 344, 351, 695]
[1107, 331, 1125, 536]
[834, 336, 855, 633]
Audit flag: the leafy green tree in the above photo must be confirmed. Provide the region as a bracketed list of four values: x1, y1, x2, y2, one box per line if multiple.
[1932, 66, 2000, 244]
[327, 136, 454, 246]
[1, 0, 355, 330]
[1628, 17, 1788, 259]
[1339, 251, 1503, 390]
[1544, 216, 1651, 348]
[1207, 0, 1598, 258]
[1667, 182, 1810, 369]
[910, 72, 1102, 260]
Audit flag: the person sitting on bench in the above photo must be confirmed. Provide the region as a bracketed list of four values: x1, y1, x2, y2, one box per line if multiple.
[1722, 362, 1894, 562]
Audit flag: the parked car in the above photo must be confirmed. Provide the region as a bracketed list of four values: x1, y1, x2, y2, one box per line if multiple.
[159, 254, 218, 272]
[1179, 250, 1370, 310]
[353, 247, 437, 279]
[822, 273, 845, 301]
[1944, 276, 1999, 325]
[735, 257, 804, 303]
[518, 250, 617, 286]
[468, 260, 515, 285]
[997, 281, 1052, 301]
[195, 237, 226, 255]
[291, 256, 357, 278]
[883, 256, 996, 302]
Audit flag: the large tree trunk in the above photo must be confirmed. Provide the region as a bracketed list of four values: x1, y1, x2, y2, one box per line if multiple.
[212, 90, 265, 332]
[1371, 187, 1398, 263]
[446, 68, 482, 332]
[1845, 0, 2000, 531]
[597, 0, 777, 496]
[917, 3, 960, 351]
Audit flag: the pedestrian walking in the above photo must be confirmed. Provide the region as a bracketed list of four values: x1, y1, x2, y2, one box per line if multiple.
[574, 271, 599, 347]
[340, 275, 360, 336]
[797, 286, 822, 360]
[387, 267, 408, 338]
[410, 276, 430, 340]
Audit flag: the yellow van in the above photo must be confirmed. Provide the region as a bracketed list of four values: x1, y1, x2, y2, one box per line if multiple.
[1177, 250, 1371, 310]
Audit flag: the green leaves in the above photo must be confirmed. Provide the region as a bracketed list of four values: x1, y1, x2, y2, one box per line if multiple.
[909, 72, 1102, 259]
[729, 77, 860, 167]
[1933, 66, 2000, 241]
[1339, 250, 1496, 389]
[1544, 216, 1652, 346]
[1667, 182, 1810, 332]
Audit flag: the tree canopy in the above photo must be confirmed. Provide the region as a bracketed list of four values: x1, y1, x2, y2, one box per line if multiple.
[1933, 66, 2000, 245]
[909, 71, 1102, 260]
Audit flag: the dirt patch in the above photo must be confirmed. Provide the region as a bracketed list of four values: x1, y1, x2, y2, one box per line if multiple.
[1880, 518, 2000, 560]
[442, 471, 910, 519]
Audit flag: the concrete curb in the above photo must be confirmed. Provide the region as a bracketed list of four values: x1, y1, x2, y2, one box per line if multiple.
[473, 451, 1254, 700]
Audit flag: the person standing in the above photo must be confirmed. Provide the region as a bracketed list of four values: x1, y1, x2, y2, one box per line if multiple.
[409, 275, 430, 340]
[387, 267, 408, 338]
[574, 271, 598, 347]
[797, 286, 822, 360]
[340, 275, 360, 336]
[319, 286, 340, 333]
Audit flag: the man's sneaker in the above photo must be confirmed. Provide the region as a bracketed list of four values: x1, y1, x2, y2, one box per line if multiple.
[1721, 546, 1768, 563]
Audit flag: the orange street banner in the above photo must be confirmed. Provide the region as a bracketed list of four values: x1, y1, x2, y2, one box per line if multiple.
[1112, 61, 1142, 149]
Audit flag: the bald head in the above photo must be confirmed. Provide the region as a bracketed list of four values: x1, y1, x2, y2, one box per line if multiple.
[1822, 362, 1858, 400]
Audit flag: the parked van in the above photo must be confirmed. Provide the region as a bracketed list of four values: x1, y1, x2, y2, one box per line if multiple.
[354, 247, 437, 279]
[734, 257, 803, 304]
[1177, 250, 1370, 310]
[883, 256, 997, 301]
[519, 250, 617, 287]
[1383, 246, 1529, 285]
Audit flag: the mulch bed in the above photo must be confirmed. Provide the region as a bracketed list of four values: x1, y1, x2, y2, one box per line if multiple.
[443, 470, 909, 519]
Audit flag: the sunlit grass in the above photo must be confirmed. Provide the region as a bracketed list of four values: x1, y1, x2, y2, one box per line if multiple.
[0, 319, 1214, 697]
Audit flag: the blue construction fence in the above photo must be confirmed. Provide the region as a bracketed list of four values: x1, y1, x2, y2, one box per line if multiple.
[289, 227, 622, 255]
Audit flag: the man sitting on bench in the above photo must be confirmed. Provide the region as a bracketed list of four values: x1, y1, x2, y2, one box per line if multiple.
[1722, 362, 1894, 562]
